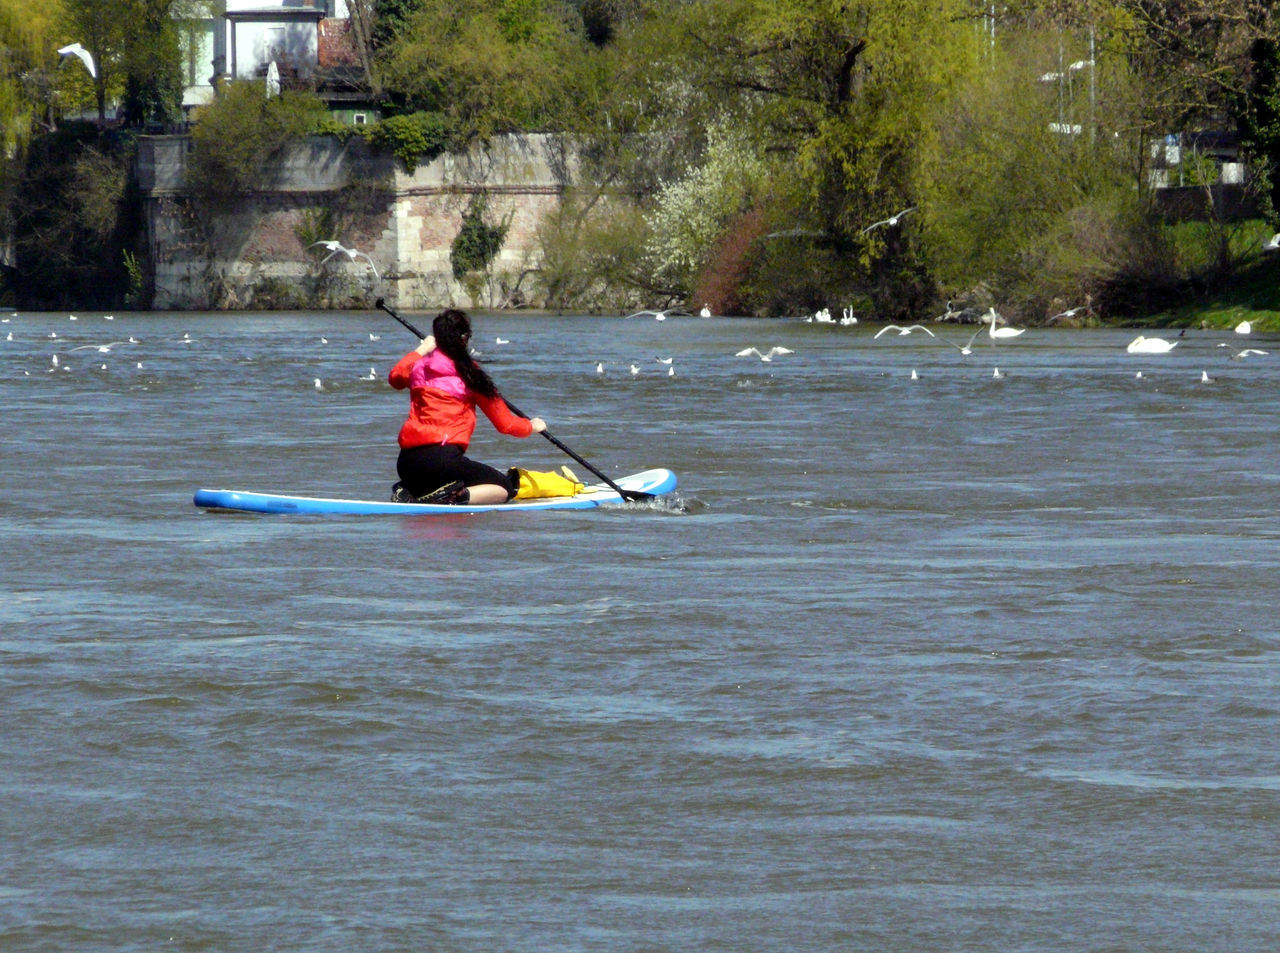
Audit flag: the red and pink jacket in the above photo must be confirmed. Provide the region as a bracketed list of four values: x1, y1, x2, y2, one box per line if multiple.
[388, 349, 533, 449]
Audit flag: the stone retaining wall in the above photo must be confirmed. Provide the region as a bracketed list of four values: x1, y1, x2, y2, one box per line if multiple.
[136, 133, 568, 310]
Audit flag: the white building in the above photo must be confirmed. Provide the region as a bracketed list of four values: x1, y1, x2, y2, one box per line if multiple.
[179, 1, 351, 113]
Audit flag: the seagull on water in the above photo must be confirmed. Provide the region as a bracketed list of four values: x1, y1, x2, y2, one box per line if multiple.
[655, 357, 673, 365]
[862, 206, 917, 233]
[369, 333, 381, 341]
[630, 363, 640, 375]
[57, 43, 97, 79]
[310, 241, 380, 280]
[595, 362, 604, 375]
[1200, 370, 1214, 383]
[736, 346, 794, 362]
[1126, 335, 1178, 354]
[992, 366, 1005, 379]
[314, 378, 325, 391]
[494, 336, 509, 345]
[360, 367, 377, 380]
[873, 324, 935, 339]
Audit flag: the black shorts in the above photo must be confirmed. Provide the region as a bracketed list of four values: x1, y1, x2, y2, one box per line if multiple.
[397, 443, 514, 498]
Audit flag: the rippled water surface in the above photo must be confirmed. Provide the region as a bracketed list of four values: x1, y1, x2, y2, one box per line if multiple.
[3, 310, 1279, 952]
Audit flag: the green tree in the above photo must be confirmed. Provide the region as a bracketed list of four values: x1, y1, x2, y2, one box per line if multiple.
[188, 82, 329, 201]
[9, 127, 137, 307]
[377, 0, 583, 137]
[1238, 36, 1280, 224]
[119, 0, 185, 127]
[0, 0, 64, 152]
[60, 0, 118, 123]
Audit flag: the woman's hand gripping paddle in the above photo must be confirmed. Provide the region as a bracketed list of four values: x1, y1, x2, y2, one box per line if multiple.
[374, 298, 655, 502]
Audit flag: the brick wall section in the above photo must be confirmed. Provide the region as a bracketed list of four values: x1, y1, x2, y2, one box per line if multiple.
[318, 18, 359, 67]
[138, 134, 570, 310]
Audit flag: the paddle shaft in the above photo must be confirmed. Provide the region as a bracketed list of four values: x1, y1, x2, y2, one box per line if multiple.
[374, 298, 651, 501]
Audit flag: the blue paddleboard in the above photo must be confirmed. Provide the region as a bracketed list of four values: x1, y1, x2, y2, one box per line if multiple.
[193, 468, 677, 515]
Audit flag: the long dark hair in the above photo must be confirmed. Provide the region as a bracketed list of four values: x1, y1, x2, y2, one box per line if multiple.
[432, 309, 498, 398]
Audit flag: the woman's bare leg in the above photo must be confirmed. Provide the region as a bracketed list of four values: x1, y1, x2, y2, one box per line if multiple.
[466, 483, 511, 505]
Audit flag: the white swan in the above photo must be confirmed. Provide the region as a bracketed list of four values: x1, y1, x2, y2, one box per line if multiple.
[1126, 335, 1178, 354]
[984, 308, 1025, 339]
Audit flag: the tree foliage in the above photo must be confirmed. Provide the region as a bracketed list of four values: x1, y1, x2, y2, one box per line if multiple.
[376, 0, 583, 137]
[361, 110, 452, 172]
[9, 127, 138, 308]
[188, 83, 329, 202]
[0, 0, 63, 158]
[10, 0, 1280, 315]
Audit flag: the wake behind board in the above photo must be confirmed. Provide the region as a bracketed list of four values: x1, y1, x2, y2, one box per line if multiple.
[193, 468, 676, 515]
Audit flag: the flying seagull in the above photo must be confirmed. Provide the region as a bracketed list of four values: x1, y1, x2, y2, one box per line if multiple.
[862, 206, 917, 233]
[736, 346, 794, 362]
[873, 324, 936, 339]
[309, 241, 380, 280]
[57, 43, 97, 79]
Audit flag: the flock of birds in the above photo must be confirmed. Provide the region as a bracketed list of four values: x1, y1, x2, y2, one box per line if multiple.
[584, 305, 1271, 385]
[9, 136, 1266, 384]
[5, 293, 1270, 393]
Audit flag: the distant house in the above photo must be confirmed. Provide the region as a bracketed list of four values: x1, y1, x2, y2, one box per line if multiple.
[178, 1, 375, 123]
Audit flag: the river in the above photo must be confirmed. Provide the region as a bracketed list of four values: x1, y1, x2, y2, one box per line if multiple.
[3, 309, 1278, 952]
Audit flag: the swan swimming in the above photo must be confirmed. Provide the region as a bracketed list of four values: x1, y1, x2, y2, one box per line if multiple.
[1126, 335, 1178, 354]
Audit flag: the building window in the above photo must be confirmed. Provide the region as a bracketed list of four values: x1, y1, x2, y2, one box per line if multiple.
[354, 113, 367, 125]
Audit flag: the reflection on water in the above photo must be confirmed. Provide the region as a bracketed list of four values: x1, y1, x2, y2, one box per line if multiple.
[3, 310, 1280, 952]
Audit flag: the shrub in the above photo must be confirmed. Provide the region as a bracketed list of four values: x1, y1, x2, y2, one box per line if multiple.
[362, 111, 450, 173]
[188, 83, 329, 202]
[451, 192, 510, 280]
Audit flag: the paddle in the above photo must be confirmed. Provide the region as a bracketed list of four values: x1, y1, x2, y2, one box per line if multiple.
[374, 298, 654, 502]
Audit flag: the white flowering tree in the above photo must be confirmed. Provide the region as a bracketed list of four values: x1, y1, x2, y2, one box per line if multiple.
[643, 121, 768, 294]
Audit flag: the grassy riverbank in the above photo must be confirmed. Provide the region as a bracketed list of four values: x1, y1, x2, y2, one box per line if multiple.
[1176, 257, 1280, 330]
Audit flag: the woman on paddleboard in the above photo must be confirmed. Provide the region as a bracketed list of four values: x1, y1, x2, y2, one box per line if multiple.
[389, 309, 545, 504]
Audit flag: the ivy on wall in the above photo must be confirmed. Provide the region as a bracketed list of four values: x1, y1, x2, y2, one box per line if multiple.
[450, 192, 509, 280]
